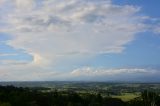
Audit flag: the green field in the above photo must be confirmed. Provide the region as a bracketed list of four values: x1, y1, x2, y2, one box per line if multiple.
[112, 93, 140, 101]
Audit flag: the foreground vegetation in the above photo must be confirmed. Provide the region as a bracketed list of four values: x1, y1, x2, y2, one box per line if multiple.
[0, 85, 160, 106]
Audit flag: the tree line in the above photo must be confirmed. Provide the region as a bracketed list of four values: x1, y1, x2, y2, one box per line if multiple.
[0, 85, 160, 106]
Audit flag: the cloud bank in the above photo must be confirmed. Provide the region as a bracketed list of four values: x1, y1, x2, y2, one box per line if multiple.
[1, 0, 146, 64]
[0, 0, 159, 81]
[0, 66, 159, 81]
[70, 67, 160, 81]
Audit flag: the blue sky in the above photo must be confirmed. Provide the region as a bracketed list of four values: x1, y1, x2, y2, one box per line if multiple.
[0, 0, 160, 81]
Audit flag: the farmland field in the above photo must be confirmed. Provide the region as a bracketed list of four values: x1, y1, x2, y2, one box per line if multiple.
[0, 82, 160, 106]
[112, 93, 140, 101]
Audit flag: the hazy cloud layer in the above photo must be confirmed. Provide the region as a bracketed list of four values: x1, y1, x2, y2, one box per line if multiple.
[154, 26, 160, 34]
[0, 66, 159, 81]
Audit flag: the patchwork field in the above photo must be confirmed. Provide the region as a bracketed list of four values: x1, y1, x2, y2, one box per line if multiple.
[112, 93, 140, 101]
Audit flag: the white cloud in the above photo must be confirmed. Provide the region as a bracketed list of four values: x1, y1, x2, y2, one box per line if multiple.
[0, 65, 159, 81]
[0, 60, 29, 65]
[0, 63, 61, 81]
[1, 0, 147, 66]
[0, 53, 18, 56]
[71, 67, 157, 77]
[69, 67, 160, 81]
[0, 0, 158, 81]
[0, 0, 5, 5]
[15, 0, 35, 9]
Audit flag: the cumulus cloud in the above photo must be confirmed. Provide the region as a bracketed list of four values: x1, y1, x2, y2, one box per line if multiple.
[15, 0, 35, 9]
[0, 0, 158, 81]
[71, 67, 157, 76]
[1, 0, 147, 66]
[70, 67, 160, 81]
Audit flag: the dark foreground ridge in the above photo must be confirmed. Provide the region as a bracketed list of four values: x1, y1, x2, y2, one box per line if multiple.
[0, 85, 160, 106]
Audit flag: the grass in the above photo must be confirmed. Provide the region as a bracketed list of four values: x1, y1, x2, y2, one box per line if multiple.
[112, 93, 140, 102]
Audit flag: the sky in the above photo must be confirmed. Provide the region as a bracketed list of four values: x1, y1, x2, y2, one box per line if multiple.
[0, 0, 160, 81]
